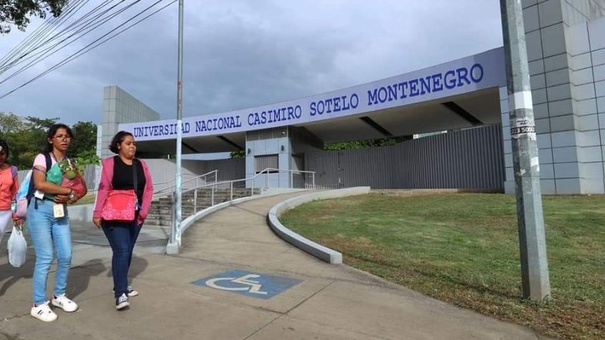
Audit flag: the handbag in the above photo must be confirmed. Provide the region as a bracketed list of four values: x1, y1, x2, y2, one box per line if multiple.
[8, 225, 27, 267]
[101, 160, 139, 222]
[102, 190, 137, 221]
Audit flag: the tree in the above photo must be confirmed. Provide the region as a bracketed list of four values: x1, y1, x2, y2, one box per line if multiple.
[324, 136, 411, 151]
[0, 114, 99, 168]
[0, 0, 69, 34]
[70, 121, 97, 157]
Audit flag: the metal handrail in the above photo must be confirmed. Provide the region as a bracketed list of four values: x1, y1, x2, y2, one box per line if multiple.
[154, 169, 218, 196]
[180, 167, 316, 196]
[168, 168, 316, 247]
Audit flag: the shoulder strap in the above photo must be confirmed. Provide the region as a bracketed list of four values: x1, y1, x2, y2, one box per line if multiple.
[44, 152, 52, 171]
[11, 165, 17, 179]
[133, 158, 138, 192]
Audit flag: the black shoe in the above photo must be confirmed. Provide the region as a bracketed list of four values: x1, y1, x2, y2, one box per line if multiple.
[113, 286, 139, 297]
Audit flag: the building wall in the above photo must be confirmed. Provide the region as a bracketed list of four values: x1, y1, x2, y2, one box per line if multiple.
[245, 127, 292, 188]
[101, 85, 160, 159]
[503, 0, 605, 194]
[140, 158, 245, 194]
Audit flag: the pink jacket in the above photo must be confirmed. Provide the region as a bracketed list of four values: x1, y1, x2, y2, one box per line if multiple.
[93, 157, 154, 225]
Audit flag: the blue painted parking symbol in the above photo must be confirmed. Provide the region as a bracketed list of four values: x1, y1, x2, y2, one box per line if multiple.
[192, 270, 302, 299]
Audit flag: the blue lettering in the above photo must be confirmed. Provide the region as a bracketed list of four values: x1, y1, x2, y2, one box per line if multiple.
[248, 107, 301, 126]
[409, 79, 419, 97]
[311, 95, 357, 114]
[419, 76, 431, 95]
[444, 70, 456, 89]
[470, 63, 483, 83]
[350, 93, 358, 108]
[367, 89, 378, 105]
[456, 67, 470, 86]
[378, 87, 388, 102]
[333, 97, 341, 112]
[431, 74, 443, 92]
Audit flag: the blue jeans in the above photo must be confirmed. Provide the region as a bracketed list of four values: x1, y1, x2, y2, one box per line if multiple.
[27, 199, 72, 305]
[102, 220, 141, 298]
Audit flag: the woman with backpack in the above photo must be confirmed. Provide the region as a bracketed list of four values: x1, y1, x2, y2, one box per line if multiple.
[0, 139, 20, 246]
[27, 124, 87, 322]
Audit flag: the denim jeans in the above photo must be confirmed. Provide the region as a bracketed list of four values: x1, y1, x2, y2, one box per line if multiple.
[102, 220, 141, 298]
[27, 199, 72, 305]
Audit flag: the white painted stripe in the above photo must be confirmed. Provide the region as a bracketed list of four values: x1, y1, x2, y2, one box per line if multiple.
[509, 90, 533, 110]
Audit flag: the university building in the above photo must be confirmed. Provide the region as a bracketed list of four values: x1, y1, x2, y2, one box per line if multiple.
[99, 0, 605, 195]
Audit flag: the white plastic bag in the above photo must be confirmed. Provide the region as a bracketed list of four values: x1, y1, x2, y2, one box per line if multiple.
[8, 226, 27, 267]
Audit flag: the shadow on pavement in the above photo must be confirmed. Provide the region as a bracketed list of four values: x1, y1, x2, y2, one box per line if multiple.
[103, 255, 148, 280]
[68, 259, 106, 298]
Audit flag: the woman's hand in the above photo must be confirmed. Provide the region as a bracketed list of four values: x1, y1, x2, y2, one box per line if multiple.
[93, 217, 102, 229]
[54, 194, 70, 204]
[12, 215, 23, 227]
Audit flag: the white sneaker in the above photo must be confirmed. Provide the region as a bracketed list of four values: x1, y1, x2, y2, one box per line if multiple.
[116, 293, 130, 310]
[126, 286, 139, 297]
[31, 301, 58, 322]
[51, 294, 78, 312]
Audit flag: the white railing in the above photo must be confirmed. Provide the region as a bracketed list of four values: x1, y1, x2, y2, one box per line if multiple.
[168, 168, 316, 248]
[153, 170, 218, 197]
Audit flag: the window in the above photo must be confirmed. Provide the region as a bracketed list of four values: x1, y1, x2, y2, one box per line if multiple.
[255, 154, 278, 173]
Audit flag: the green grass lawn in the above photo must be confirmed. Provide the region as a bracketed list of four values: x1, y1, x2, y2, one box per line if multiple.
[280, 192, 605, 340]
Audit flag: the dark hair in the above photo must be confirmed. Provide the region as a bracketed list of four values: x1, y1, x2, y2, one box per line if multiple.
[109, 131, 134, 154]
[0, 139, 9, 158]
[44, 123, 74, 153]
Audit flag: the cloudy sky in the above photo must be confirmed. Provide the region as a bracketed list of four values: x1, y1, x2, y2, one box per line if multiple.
[0, 0, 503, 125]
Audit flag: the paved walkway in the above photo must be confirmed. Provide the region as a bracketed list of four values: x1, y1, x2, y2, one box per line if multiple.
[0, 192, 553, 339]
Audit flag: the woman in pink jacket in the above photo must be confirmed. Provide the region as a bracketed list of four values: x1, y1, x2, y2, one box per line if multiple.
[92, 131, 153, 310]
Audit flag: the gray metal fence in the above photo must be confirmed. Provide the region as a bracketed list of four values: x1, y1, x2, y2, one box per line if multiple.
[305, 124, 505, 191]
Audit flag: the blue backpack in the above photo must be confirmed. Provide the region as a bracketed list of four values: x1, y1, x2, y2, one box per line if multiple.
[15, 153, 52, 219]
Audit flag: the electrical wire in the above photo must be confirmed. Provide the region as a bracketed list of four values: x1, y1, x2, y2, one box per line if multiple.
[0, 0, 177, 99]
[0, 0, 87, 69]
[0, 1, 137, 80]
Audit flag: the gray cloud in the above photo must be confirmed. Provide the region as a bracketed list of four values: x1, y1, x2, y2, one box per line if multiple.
[0, 0, 502, 125]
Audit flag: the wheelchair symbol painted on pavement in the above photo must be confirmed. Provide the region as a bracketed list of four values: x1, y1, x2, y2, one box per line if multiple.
[205, 274, 268, 295]
[192, 270, 302, 299]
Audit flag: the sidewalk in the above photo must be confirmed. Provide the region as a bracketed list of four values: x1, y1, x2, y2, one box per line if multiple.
[0, 192, 553, 340]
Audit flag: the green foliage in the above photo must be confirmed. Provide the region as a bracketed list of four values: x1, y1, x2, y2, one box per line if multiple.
[73, 149, 100, 166]
[230, 150, 245, 158]
[58, 159, 82, 179]
[70, 121, 97, 158]
[324, 136, 411, 150]
[0, 0, 69, 33]
[0, 112, 97, 168]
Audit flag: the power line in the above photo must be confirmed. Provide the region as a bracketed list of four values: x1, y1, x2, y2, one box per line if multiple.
[0, 0, 176, 100]
[0, 1, 138, 81]
[0, 0, 87, 69]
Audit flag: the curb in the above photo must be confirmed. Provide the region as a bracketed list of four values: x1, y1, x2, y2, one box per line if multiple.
[267, 187, 371, 264]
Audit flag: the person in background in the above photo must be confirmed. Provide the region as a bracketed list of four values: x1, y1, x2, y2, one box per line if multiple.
[0, 139, 20, 246]
[28, 124, 87, 322]
[92, 131, 153, 310]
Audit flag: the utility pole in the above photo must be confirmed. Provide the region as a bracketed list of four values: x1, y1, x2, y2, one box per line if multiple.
[500, 0, 550, 301]
[170, 0, 184, 253]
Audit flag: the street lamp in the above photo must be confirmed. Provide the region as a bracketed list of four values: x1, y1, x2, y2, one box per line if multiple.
[168, 0, 184, 254]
